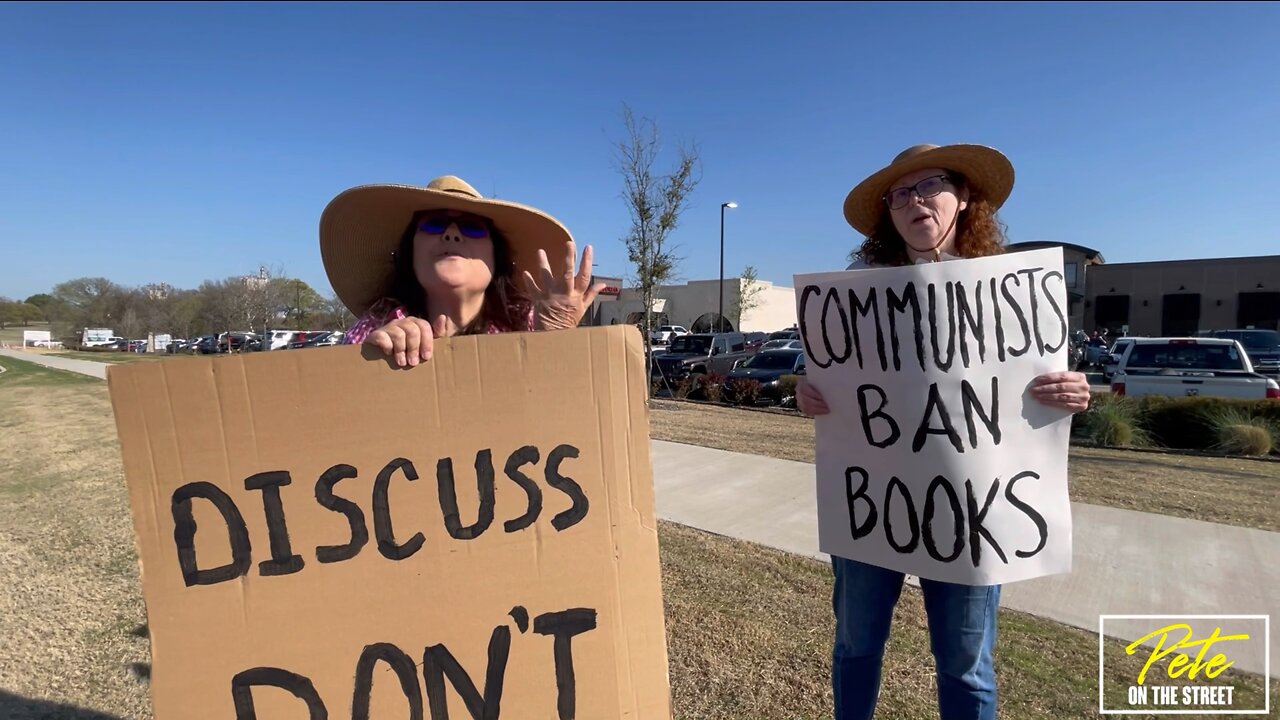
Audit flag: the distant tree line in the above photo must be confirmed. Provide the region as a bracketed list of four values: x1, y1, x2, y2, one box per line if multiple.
[0, 268, 354, 343]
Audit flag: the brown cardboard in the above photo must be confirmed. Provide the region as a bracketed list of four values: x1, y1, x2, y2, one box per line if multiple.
[107, 325, 670, 719]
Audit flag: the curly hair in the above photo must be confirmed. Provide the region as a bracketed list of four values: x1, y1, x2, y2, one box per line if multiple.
[852, 174, 1008, 267]
[389, 215, 532, 334]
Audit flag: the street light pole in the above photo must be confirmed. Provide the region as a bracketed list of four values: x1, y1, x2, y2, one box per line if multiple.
[719, 201, 737, 332]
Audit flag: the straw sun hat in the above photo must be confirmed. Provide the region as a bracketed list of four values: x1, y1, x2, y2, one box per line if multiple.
[320, 175, 573, 316]
[843, 144, 1015, 237]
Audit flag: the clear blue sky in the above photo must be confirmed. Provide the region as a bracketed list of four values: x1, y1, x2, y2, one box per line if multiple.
[2, 2, 1277, 302]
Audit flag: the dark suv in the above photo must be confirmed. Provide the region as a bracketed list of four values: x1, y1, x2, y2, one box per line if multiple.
[651, 332, 752, 382]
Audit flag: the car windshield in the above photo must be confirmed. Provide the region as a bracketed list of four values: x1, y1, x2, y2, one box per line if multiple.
[668, 336, 711, 353]
[744, 352, 800, 370]
[1125, 343, 1245, 370]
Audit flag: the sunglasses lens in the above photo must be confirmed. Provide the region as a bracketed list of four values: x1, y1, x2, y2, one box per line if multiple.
[418, 215, 490, 238]
[419, 217, 450, 234]
[886, 188, 910, 210]
[457, 221, 489, 239]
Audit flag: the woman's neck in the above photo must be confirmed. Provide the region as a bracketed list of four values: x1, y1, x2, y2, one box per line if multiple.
[905, 234, 957, 263]
[425, 290, 486, 336]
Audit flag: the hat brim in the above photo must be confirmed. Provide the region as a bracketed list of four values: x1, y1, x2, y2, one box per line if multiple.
[843, 144, 1014, 237]
[320, 185, 574, 316]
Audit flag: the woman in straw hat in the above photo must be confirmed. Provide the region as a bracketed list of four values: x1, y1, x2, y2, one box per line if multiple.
[320, 175, 604, 364]
[799, 144, 1090, 720]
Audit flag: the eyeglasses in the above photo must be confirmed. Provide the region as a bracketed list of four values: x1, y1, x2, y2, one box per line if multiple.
[883, 175, 954, 211]
[417, 212, 491, 239]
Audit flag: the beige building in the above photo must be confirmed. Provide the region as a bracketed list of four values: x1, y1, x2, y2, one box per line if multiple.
[1009, 242, 1280, 336]
[596, 276, 798, 333]
[1085, 255, 1280, 336]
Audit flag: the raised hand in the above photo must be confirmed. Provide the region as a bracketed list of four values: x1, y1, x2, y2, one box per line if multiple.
[523, 240, 606, 331]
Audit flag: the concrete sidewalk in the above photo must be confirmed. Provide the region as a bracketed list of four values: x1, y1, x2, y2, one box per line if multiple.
[651, 439, 1279, 679]
[0, 348, 108, 379]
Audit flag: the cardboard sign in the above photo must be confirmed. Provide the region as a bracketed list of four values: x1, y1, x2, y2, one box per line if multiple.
[107, 326, 670, 719]
[794, 248, 1073, 586]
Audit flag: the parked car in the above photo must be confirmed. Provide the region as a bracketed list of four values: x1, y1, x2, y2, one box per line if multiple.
[1201, 329, 1280, 377]
[189, 335, 217, 354]
[760, 338, 804, 351]
[262, 329, 298, 351]
[721, 349, 807, 405]
[649, 325, 690, 345]
[768, 329, 800, 341]
[1111, 337, 1280, 399]
[1102, 337, 1137, 381]
[743, 331, 768, 352]
[651, 332, 752, 383]
[290, 331, 343, 349]
[217, 332, 258, 354]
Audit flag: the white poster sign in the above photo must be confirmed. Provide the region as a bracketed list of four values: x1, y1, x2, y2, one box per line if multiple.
[794, 248, 1073, 585]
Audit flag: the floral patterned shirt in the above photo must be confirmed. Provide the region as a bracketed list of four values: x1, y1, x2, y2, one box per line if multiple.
[342, 297, 535, 344]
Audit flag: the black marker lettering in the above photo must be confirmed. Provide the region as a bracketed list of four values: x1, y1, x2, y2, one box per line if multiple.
[374, 458, 425, 560]
[436, 450, 496, 540]
[884, 477, 920, 554]
[928, 281, 957, 372]
[1040, 271, 1068, 353]
[955, 279, 986, 367]
[912, 383, 965, 454]
[886, 282, 925, 372]
[352, 643, 423, 720]
[315, 464, 368, 564]
[966, 479, 1007, 567]
[534, 609, 598, 720]
[245, 470, 304, 577]
[424, 625, 511, 720]
[847, 286, 887, 371]
[857, 384, 901, 449]
[503, 446, 543, 533]
[821, 287, 853, 366]
[546, 445, 588, 531]
[923, 476, 965, 563]
[960, 377, 1001, 448]
[1017, 267, 1046, 357]
[172, 481, 251, 587]
[845, 467, 877, 540]
[1006, 471, 1049, 559]
[232, 667, 327, 719]
[798, 285, 833, 369]
[1001, 273, 1031, 358]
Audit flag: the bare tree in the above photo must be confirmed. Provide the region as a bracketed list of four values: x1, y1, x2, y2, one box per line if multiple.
[731, 265, 764, 330]
[612, 103, 700, 377]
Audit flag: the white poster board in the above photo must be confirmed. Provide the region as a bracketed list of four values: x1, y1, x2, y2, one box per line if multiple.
[23, 330, 52, 348]
[794, 248, 1073, 585]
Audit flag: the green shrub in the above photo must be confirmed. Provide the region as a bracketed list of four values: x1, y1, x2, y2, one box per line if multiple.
[1079, 396, 1149, 448]
[1203, 407, 1276, 456]
[1138, 397, 1280, 451]
[777, 375, 800, 407]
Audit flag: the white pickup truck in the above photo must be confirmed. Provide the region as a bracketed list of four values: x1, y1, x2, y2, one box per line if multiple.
[1111, 337, 1280, 400]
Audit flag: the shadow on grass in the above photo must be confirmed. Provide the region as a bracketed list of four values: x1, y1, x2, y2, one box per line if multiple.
[0, 690, 125, 720]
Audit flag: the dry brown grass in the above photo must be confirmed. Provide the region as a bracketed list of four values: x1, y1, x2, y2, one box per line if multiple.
[649, 399, 1280, 532]
[0, 357, 1274, 719]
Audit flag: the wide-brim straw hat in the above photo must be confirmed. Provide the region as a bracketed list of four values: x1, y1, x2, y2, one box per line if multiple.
[320, 175, 573, 316]
[843, 144, 1015, 237]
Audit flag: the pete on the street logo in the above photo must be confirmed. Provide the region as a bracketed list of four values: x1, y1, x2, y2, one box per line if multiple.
[1099, 615, 1270, 715]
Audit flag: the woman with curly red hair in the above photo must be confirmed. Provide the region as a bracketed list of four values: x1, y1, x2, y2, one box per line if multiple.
[799, 144, 1091, 720]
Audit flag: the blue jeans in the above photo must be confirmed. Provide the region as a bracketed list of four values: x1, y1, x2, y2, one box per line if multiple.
[831, 557, 1000, 720]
